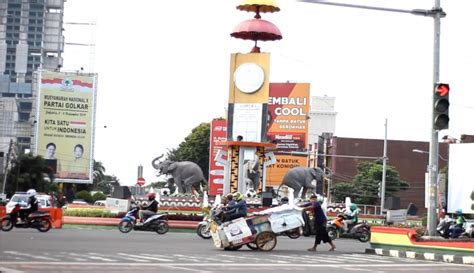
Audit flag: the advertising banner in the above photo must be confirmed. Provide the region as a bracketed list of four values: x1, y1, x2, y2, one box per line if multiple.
[35, 71, 97, 184]
[447, 143, 474, 214]
[208, 119, 227, 196]
[266, 83, 310, 187]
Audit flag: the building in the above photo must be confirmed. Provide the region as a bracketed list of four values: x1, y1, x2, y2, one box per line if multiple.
[0, 0, 65, 160]
[327, 136, 449, 215]
[307, 95, 337, 145]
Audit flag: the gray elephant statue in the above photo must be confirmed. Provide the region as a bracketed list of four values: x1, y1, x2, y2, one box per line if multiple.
[244, 158, 260, 192]
[277, 166, 327, 199]
[151, 155, 207, 195]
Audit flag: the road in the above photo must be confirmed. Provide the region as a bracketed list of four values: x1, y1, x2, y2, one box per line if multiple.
[0, 227, 471, 273]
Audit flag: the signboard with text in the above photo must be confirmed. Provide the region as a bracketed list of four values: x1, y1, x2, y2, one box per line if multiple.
[266, 83, 310, 186]
[35, 71, 97, 184]
[208, 119, 227, 195]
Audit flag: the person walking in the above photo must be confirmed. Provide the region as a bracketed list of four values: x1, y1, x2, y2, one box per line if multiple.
[304, 194, 336, 251]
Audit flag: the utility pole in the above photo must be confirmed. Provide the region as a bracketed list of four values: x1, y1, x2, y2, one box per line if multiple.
[381, 119, 388, 215]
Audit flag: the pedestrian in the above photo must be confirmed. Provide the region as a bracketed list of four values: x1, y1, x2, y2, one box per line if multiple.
[304, 194, 336, 251]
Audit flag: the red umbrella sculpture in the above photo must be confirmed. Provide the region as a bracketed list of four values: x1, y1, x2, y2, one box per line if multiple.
[230, 18, 282, 53]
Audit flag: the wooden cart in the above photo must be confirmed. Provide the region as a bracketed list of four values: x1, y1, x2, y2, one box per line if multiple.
[210, 206, 305, 251]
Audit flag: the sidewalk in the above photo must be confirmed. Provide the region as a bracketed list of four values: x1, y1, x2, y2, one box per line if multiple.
[63, 216, 199, 229]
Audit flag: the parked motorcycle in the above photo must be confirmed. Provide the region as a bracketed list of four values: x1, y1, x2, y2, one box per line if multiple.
[326, 214, 370, 242]
[118, 206, 169, 234]
[1, 204, 52, 232]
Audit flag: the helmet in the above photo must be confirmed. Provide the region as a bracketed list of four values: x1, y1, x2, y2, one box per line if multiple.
[233, 192, 244, 201]
[316, 194, 324, 203]
[27, 189, 37, 196]
[350, 204, 358, 211]
[147, 193, 156, 200]
[455, 209, 463, 215]
[225, 193, 234, 200]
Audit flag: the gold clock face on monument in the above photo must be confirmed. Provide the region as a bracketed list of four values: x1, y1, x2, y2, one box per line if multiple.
[233, 62, 265, 94]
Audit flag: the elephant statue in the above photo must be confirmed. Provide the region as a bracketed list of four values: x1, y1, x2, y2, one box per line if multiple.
[151, 155, 207, 195]
[244, 158, 260, 197]
[277, 166, 327, 199]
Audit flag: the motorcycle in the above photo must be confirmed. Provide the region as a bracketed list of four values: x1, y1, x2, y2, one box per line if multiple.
[118, 206, 169, 234]
[1, 204, 52, 232]
[196, 214, 212, 239]
[437, 215, 453, 238]
[326, 213, 370, 242]
[437, 215, 472, 239]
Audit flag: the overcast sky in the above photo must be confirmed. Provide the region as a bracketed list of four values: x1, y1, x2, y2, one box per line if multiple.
[61, 0, 474, 186]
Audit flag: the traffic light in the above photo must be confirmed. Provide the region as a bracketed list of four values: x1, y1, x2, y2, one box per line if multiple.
[377, 182, 382, 198]
[433, 83, 450, 131]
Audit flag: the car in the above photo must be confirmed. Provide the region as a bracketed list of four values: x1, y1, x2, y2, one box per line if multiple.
[6, 192, 52, 213]
[93, 200, 106, 206]
[71, 199, 88, 205]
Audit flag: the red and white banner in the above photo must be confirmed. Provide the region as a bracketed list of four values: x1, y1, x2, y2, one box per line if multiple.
[208, 119, 227, 196]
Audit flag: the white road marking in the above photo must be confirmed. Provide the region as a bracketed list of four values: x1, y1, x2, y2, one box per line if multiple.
[85, 252, 118, 262]
[119, 252, 173, 262]
[338, 254, 394, 263]
[0, 262, 470, 268]
[3, 251, 60, 261]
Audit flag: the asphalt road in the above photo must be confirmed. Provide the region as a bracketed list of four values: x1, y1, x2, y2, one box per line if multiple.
[0, 227, 471, 273]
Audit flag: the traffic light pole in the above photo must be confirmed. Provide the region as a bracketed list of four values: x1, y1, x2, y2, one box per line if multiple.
[427, 0, 443, 237]
[300, 0, 446, 235]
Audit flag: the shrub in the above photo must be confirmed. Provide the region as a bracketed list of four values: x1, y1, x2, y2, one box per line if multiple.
[64, 208, 117, 218]
[92, 192, 107, 202]
[75, 190, 93, 203]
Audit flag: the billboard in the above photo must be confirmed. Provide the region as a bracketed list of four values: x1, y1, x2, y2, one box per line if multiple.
[266, 83, 310, 187]
[208, 119, 227, 196]
[447, 143, 474, 214]
[35, 71, 97, 184]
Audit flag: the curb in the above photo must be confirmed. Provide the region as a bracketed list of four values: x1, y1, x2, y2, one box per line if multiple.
[365, 248, 474, 265]
[62, 216, 199, 229]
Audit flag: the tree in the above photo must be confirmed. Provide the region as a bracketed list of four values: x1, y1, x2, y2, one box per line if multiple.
[167, 122, 211, 179]
[333, 182, 358, 203]
[5, 153, 54, 195]
[471, 191, 474, 211]
[92, 160, 106, 190]
[96, 175, 118, 195]
[351, 160, 409, 205]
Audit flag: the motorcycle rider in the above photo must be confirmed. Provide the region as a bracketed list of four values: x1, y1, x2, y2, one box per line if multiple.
[449, 209, 466, 238]
[343, 203, 359, 232]
[138, 193, 159, 224]
[223, 192, 247, 222]
[19, 189, 39, 223]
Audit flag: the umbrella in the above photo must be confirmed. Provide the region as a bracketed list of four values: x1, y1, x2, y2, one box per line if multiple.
[237, 0, 280, 18]
[231, 18, 282, 52]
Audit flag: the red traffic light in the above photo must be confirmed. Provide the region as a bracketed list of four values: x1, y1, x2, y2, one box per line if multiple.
[435, 83, 449, 97]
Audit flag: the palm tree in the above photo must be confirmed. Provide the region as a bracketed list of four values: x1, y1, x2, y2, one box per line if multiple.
[5, 153, 54, 194]
[92, 160, 106, 190]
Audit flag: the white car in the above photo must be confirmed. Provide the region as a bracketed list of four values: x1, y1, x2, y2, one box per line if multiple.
[6, 192, 52, 213]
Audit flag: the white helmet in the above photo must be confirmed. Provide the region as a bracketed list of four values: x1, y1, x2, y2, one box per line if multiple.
[26, 189, 37, 196]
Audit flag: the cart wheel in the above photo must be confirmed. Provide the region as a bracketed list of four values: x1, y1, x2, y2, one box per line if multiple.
[224, 245, 242, 251]
[246, 242, 258, 250]
[255, 231, 277, 251]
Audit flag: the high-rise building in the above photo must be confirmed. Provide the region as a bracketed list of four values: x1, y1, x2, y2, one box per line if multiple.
[0, 0, 65, 157]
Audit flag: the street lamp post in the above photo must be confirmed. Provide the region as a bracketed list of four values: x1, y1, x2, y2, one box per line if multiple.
[299, 0, 445, 236]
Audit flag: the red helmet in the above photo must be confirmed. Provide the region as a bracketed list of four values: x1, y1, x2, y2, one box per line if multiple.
[147, 193, 156, 200]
